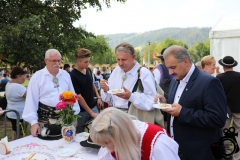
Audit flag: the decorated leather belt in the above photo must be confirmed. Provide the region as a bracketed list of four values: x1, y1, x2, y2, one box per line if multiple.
[37, 102, 62, 139]
[115, 107, 128, 113]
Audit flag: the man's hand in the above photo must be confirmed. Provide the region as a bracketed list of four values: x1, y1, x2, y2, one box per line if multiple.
[31, 123, 40, 137]
[100, 79, 109, 92]
[161, 103, 182, 117]
[90, 112, 98, 118]
[97, 99, 103, 108]
[0, 107, 3, 116]
[154, 94, 166, 103]
[115, 86, 131, 99]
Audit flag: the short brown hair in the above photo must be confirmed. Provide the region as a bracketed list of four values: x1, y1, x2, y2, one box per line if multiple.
[10, 66, 27, 79]
[75, 48, 91, 59]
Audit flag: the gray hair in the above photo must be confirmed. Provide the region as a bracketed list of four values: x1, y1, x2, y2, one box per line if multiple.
[115, 42, 135, 56]
[195, 61, 202, 69]
[163, 45, 191, 63]
[45, 49, 61, 59]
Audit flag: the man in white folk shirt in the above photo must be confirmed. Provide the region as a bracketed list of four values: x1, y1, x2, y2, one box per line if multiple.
[22, 49, 80, 140]
[100, 42, 162, 125]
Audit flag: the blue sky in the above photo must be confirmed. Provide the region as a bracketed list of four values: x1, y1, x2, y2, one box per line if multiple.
[73, 0, 240, 35]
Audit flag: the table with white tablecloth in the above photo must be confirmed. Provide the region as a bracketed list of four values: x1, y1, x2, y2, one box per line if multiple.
[0, 133, 98, 160]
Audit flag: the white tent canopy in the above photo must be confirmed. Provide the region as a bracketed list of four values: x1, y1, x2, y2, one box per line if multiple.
[209, 13, 240, 72]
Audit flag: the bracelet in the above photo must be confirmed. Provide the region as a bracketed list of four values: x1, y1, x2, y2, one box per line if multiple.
[97, 97, 101, 99]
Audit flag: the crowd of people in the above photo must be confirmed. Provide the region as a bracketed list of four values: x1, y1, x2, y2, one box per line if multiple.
[0, 42, 239, 160]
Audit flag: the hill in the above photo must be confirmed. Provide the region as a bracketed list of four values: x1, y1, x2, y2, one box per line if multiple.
[104, 27, 211, 49]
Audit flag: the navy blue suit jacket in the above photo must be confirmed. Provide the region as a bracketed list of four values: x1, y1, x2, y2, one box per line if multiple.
[167, 67, 227, 160]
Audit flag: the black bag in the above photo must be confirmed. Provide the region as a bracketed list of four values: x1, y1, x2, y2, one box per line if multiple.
[0, 96, 7, 110]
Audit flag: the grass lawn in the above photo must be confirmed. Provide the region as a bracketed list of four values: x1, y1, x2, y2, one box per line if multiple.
[0, 115, 30, 141]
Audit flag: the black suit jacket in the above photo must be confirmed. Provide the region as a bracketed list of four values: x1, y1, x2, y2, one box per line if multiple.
[216, 71, 240, 113]
[167, 67, 227, 160]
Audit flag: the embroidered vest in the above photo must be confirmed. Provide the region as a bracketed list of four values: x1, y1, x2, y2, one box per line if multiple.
[111, 123, 168, 160]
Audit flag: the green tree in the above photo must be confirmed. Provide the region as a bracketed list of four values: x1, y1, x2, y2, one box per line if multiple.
[0, 0, 126, 71]
[188, 40, 210, 63]
[135, 49, 142, 64]
[142, 38, 188, 65]
[63, 35, 113, 65]
[142, 42, 157, 65]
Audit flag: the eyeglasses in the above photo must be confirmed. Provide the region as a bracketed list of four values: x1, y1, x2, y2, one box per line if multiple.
[47, 59, 62, 63]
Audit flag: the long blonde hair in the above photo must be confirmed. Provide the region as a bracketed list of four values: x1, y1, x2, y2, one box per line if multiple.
[90, 108, 140, 160]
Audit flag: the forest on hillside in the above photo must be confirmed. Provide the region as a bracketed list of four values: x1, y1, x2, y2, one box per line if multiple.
[105, 27, 211, 49]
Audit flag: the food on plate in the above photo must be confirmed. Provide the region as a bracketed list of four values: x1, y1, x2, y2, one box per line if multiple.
[160, 103, 171, 108]
[111, 89, 123, 94]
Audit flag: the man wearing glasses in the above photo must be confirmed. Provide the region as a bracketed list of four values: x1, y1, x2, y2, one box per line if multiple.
[23, 49, 80, 140]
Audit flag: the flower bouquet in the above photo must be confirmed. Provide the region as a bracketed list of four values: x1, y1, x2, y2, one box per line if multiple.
[55, 91, 79, 126]
[55, 91, 79, 143]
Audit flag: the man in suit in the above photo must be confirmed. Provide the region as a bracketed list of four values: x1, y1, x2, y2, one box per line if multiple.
[161, 45, 227, 160]
[216, 56, 240, 160]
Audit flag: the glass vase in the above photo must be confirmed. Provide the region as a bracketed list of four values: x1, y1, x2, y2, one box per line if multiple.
[61, 124, 76, 143]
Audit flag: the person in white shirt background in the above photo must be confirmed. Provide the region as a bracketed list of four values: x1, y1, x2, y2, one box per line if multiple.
[5, 66, 27, 140]
[22, 49, 80, 139]
[100, 42, 157, 113]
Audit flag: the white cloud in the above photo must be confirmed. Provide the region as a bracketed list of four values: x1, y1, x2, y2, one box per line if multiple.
[73, 0, 240, 35]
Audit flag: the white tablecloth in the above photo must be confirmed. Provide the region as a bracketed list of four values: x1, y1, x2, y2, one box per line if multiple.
[0, 133, 98, 160]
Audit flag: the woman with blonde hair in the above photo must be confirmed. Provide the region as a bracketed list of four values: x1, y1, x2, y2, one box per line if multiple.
[90, 107, 180, 160]
[201, 55, 216, 74]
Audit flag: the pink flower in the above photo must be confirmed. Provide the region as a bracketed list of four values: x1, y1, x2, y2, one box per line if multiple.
[56, 101, 68, 110]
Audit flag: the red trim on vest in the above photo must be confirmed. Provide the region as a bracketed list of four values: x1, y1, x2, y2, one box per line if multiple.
[111, 152, 117, 159]
[111, 123, 167, 160]
[141, 123, 166, 160]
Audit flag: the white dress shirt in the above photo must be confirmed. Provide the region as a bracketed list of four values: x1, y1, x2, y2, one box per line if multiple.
[22, 67, 80, 125]
[101, 61, 157, 111]
[170, 64, 195, 139]
[98, 120, 180, 160]
[153, 68, 162, 85]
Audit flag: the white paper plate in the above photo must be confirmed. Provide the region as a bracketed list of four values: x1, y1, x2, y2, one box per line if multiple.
[107, 89, 124, 94]
[77, 132, 89, 139]
[153, 103, 172, 109]
[3, 151, 55, 160]
[74, 132, 89, 142]
[56, 148, 76, 157]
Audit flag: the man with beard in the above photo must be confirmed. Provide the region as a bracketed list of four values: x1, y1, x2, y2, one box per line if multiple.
[23, 49, 80, 140]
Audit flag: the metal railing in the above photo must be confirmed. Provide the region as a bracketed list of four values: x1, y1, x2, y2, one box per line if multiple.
[3, 109, 20, 139]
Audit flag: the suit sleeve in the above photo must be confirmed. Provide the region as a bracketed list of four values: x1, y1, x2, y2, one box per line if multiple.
[178, 78, 227, 128]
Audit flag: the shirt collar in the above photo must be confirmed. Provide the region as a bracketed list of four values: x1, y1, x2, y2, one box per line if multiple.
[125, 61, 140, 77]
[181, 64, 195, 84]
[43, 66, 63, 77]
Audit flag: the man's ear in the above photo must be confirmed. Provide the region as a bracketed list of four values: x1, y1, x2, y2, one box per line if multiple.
[133, 54, 136, 60]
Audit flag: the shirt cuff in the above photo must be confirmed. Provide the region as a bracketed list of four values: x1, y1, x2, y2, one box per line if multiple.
[31, 120, 38, 126]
